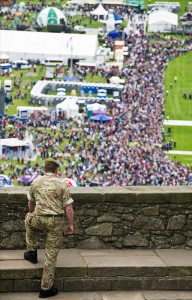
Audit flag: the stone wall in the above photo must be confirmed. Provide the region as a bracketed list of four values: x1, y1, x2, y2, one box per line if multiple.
[1, 186, 192, 250]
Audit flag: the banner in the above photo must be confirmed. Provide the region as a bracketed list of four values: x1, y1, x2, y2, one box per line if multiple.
[126, 0, 144, 9]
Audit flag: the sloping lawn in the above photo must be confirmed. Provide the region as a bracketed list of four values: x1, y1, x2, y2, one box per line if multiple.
[164, 125, 192, 150]
[164, 51, 192, 120]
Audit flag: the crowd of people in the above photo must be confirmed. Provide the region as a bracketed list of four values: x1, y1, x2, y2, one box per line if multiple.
[1, 6, 192, 186]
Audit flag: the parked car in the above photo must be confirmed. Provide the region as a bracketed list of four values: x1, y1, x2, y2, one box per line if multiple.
[12, 60, 32, 70]
[74, 25, 86, 33]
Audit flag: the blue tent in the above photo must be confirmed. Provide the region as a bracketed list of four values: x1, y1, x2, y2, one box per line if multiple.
[90, 113, 112, 122]
[108, 30, 119, 39]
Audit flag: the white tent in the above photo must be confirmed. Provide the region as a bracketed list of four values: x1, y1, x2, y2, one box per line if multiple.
[37, 7, 67, 27]
[0, 138, 34, 159]
[0, 30, 98, 63]
[87, 103, 107, 112]
[110, 76, 125, 84]
[56, 97, 79, 119]
[148, 11, 178, 33]
[90, 4, 108, 20]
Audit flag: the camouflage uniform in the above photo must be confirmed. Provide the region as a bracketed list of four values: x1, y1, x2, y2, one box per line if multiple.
[25, 172, 73, 290]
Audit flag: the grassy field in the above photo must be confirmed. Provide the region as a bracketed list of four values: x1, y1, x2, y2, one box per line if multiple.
[164, 52, 192, 120]
[163, 50, 192, 165]
[167, 153, 192, 166]
[164, 126, 192, 150]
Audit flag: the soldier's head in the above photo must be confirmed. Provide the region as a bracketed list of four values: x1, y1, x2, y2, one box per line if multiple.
[44, 158, 60, 174]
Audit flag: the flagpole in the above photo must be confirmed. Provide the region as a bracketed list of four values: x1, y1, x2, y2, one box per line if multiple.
[70, 42, 73, 76]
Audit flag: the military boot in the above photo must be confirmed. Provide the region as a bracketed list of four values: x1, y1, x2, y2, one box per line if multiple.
[24, 250, 37, 264]
[39, 287, 58, 298]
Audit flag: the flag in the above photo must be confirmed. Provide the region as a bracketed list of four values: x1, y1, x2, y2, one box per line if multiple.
[66, 36, 73, 50]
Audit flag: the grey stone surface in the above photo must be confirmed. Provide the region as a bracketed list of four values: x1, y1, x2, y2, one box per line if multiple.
[155, 249, 192, 266]
[1, 291, 192, 300]
[0, 260, 36, 279]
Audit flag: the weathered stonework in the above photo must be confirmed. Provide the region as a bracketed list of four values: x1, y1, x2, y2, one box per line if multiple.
[1, 186, 192, 250]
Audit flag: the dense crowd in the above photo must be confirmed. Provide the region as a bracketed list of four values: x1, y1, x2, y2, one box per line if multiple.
[1, 8, 192, 186]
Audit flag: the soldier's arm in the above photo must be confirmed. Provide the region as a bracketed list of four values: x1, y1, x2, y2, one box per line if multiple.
[28, 200, 36, 213]
[65, 204, 74, 234]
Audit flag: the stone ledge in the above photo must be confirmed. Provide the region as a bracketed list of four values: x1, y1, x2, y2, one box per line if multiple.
[1, 276, 192, 292]
[1, 186, 192, 204]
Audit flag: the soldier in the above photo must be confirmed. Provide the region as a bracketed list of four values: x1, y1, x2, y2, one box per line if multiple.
[24, 157, 74, 298]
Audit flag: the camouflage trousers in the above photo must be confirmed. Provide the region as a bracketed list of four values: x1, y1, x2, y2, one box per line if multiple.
[25, 213, 64, 290]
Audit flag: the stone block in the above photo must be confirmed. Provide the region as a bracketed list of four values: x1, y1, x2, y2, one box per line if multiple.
[167, 215, 186, 230]
[71, 188, 105, 203]
[0, 261, 36, 279]
[88, 267, 166, 277]
[14, 279, 41, 292]
[158, 277, 192, 290]
[112, 277, 158, 290]
[166, 191, 192, 204]
[6, 189, 28, 203]
[167, 267, 192, 277]
[0, 280, 13, 292]
[14, 278, 63, 292]
[63, 277, 112, 291]
[104, 189, 136, 204]
[56, 267, 87, 277]
[85, 223, 113, 236]
[133, 190, 166, 204]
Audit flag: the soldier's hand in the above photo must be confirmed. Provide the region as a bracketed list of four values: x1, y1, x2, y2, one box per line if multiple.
[67, 224, 74, 235]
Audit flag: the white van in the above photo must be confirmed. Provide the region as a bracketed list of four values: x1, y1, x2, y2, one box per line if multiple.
[4, 79, 12, 92]
[17, 106, 49, 120]
[43, 58, 64, 67]
[0, 63, 12, 74]
[12, 60, 32, 70]
[77, 60, 105, 69]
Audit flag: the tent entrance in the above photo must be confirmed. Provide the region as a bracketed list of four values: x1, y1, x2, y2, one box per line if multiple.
[68, 59, 79, 67]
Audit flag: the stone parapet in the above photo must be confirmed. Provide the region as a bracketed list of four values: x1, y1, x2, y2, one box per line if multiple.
[1, 186, 192, 250]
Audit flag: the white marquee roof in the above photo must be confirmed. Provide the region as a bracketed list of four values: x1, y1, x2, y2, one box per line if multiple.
[148, 11, 178, 26]
[0, 30, 98, 61]
[90, 4, 108, 16]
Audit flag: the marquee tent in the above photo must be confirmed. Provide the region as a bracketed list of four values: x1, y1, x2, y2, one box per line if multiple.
[37, 7, 67, 27]
[90, 4, 108, 20]
[108, 30, 119, 38]
[148, 11, 178, 32]
[90, 113, 112, 122]
[56, 97, 79, 119]
[0, 137, 34, 159]
[87, 103, 107, 112]
[114, 13, 122, 22]
[0, 30, 98, 63]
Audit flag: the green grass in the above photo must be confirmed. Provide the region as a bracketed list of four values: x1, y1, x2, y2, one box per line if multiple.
[164, 52, 192, 120]
[167, 154, 192, 166]
[164, 126, 192, 150]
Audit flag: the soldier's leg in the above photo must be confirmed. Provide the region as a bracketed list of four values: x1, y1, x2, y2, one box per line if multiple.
[25, 213, 39, 250]
[41, 217, 64, 290]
